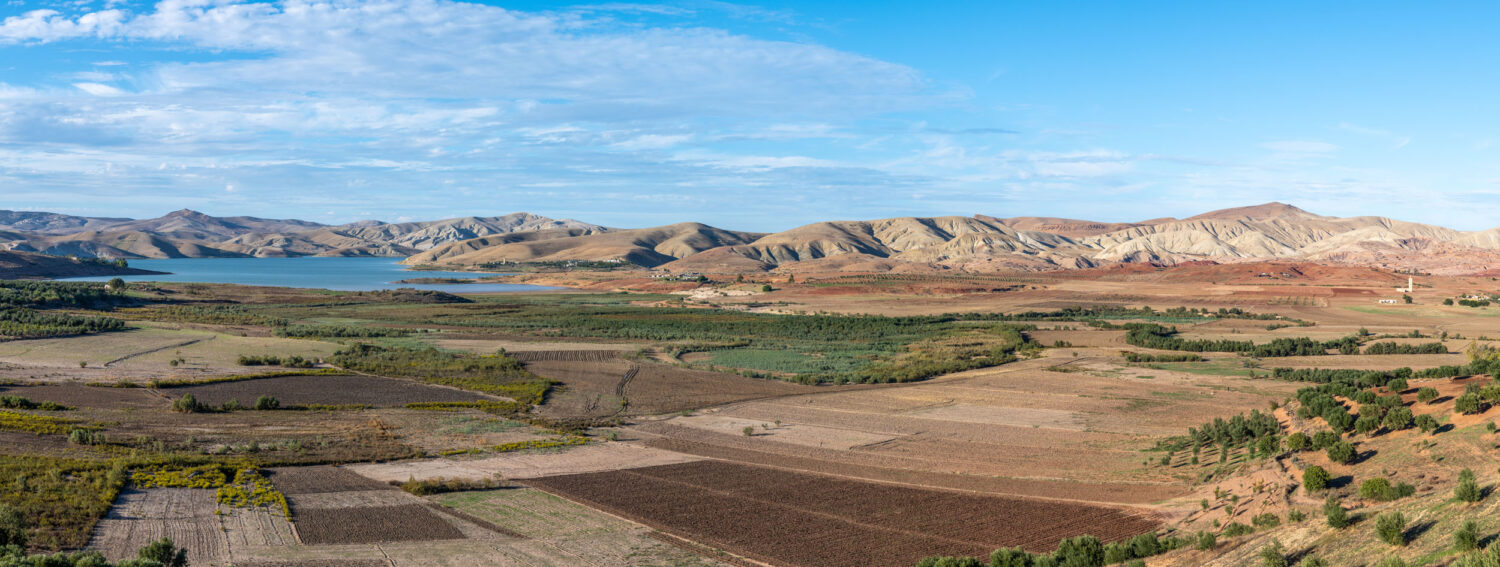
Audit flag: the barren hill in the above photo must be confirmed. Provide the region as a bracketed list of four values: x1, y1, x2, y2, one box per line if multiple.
[407, 203, 1500, 274]
[0, 210, 603, 259]
[0, 211, 132, 234]
[404, 223, 760, 267]
[21, 202, 1500, 274]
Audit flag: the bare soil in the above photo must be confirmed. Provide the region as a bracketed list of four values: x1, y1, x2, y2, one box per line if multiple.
[0, 384, 165, 409]
[525, 460, 1163, 567]
[268, 466, 390, 495]
[88, 488, 228, 565]
[293, 504, 466, 545]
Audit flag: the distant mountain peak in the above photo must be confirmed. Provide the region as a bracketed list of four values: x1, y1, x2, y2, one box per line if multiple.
[1186, 202, 1319, 221]
[165, 209, 211, 219]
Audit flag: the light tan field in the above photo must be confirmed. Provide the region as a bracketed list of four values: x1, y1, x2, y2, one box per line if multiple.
[614, 354, 1301, 505]
[0, 324, 338, 382]
[347, 443, 703, 483]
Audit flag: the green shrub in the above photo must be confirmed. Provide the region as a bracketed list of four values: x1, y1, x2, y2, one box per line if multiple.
[1222, 522, 1254, 537]
[1416, 414, 1439, 433]
[254, 396, 280, 411]
[1303, 466, 1330, 492]
[1324, 496, 1349, 529]
[1456, 520, 1480, 552]
[1326, 440, 1356, 464]
[1456, 393, 1484, 414]
[1286, 432, 1309, 451]
[171, 394, 201, 413]
[1195, 531, 1216, 550]
[1259, 539, 1287, 567]
[1360, 477, 1415, 501]
[1417, 387, 1439, 403]
[1383, 406, 1414, 430]
[1375, 511, 1407, 546]
[1456, 468, 1482, 503]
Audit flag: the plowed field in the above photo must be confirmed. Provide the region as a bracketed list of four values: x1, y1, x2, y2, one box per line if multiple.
[525, 460, 1161, 567]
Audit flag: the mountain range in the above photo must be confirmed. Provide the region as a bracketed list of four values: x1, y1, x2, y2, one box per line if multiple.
[7, 203, 1500, 275]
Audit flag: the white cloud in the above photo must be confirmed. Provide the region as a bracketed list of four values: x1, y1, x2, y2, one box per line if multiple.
[71, 82, 124, 95]
[611, 133, 692, 150]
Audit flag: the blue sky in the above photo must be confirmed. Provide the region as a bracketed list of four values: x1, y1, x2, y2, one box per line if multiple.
[3, 1, 1500, 231]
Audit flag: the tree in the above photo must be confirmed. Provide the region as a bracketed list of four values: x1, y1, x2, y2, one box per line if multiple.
[1376, 511, 1407, 546]
[254, 395, 280, 410]
[989, 548, 1031, 567]
[1259, 539, 1288, 567]
[1324, 406, 1355, 432]
[1383, 406, 1414, 430]
[1417, 387, 1440, 403]
[1326, 440, 1356, 464]
[1355, 415, 1380, 435]
[135, 537, 188, 567]
[1456, 468, 1482, 503]
[1286, 432, 1309, 451]
[1054, 535, 1103, 567]
[1446, 298, 1456, 305]
[760, 284, 773, 292]
[172, 394, 200, 413]
[1303, 466, 1331, 492]
[1195, 531, 1216, 551]
[1457, 393, 1484, 415]
[1456, 520, 1480, 552]
[106, 277, 126, 290]
[1324, 496, 1349, 529]
[1403, 294, 1413, 304]
[1415, 414, 1439, 433]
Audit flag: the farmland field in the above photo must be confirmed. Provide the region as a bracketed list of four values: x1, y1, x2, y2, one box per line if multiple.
[525, 460, 1162, 567]
[14, 270, 1500, 567]
[168, 374, 495, 407]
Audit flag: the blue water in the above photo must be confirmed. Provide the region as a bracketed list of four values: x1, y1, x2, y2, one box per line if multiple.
[63, 257, 560, 293]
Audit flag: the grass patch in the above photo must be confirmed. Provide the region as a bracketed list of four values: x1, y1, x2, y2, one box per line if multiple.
[330, 344, 552, 406]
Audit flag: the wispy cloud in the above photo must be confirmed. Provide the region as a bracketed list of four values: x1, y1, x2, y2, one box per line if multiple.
[1338, 122, 1411, 150]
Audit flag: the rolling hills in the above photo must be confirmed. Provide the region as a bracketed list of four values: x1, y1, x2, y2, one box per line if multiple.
[12, 202, 1500, 275]
[0, 210, 605, 260]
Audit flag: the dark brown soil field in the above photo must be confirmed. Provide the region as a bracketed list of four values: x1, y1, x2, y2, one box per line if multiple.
[234, 562, 389, 567]
[525, 460, 1162, 567]
[0, 384, 164, 409]
[167, 375, 489, 407]
[267, 466, 390, 495]
[512, 350, 623, 362]
[293, 504, 466, 544]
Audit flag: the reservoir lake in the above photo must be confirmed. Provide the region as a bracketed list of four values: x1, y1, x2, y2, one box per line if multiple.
[63, 257, 559, 293]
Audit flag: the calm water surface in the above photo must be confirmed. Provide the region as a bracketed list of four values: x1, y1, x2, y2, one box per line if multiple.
[64, 257, 558, 293]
